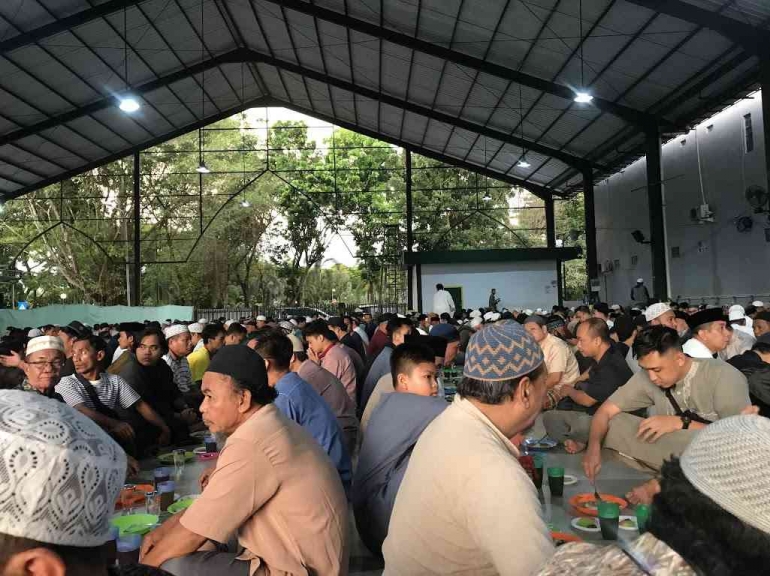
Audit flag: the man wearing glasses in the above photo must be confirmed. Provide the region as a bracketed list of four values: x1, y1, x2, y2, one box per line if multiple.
[15, 335, 67, 401]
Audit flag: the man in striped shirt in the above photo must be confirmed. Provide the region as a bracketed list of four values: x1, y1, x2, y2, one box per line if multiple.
[56, 334, 171, 456]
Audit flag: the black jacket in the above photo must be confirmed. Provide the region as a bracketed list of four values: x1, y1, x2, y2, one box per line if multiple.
[728, 350, 770, 416]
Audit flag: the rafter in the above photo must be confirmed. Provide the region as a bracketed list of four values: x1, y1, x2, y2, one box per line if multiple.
[260, 0, 676, 128]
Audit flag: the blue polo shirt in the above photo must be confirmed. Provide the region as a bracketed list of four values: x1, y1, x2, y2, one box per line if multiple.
[274, 371, 352, 492]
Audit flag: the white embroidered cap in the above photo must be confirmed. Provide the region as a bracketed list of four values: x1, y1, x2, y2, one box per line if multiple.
[188, 322, 204, 334]
[0, 391, 126, 546]
[256, 315, 267, 322]
[469, 310, 482, 319]
[681, 415, 770, 535]
[27, 328, 43, 338]
[644, 302, 672, 322]
[25, 336, 65, 356]
[163, 324, 189, 340]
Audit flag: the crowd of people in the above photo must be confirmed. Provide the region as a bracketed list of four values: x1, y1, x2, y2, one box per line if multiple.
[1, 283, 769, 575]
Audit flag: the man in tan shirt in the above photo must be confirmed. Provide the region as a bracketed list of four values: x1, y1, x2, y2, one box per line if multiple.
[140, 345, 349, 576]
[383, 322, 554, 575]
[524, 315, 580, 408]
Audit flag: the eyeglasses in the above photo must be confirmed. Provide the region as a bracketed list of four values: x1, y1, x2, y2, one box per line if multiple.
[27, 360, 64, 370]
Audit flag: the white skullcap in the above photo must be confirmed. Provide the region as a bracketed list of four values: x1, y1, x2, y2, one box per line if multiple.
[681, 415, 770, 535]
[637, 277, 644, 283]
[287, 333, 304, 353]
[224, 320, 234, 329]
[188, 322, 204, 334]
[536, 308, 544, 314]
[27, 328, 43, 338]
[256, 315, 267, 321]
[490, 312, 501, 322]
[0, 391, 126, 546]
[163, 324, 189, 340]
[289, 318, 298, 326]
[470, 317, 483, 329]
[752, 301, 764, 307]
[305, 316, 313, 323]
[470, 310, 481, 319]
[728, 304, 746, 321]
[611, 304, 621, 311]
[644, 302, 672, 322]
[483, 311, 495, 321]
[198, 318, 208, 324]
[524, 309, 533, 315]
[26, 336, 65, 356]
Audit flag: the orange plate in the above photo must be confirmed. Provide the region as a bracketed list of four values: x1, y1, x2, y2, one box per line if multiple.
[551, 531, 582, 546]
[569, 493, 628, 517]
[115, 484, 154, 510]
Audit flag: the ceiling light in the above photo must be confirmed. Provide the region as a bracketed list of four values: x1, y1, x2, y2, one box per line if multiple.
[241, 200, 251, 208]
[196, 162, 210, 174]
[517, 157, 531, 168]
[118, 97, 140, 113]
[482, 192, 491, 202]
[574, 91, 593, 104]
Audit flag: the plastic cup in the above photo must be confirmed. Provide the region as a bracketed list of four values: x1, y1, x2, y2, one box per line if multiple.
[532, 454, 544, 489]
[547, 466, 565, 497]
[153, 467, 170, 489]
[598, 501, 620, 540]
[636, 504, 651, 534]
[158, 480, 175, 512]
[116, 533, 141, 565]
[204, 435, 218, 453]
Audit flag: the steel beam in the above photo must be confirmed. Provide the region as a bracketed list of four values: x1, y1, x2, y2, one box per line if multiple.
[262, 0, 671, 128]
[405, 148, 414, 310]
[624, 0, 770, 55]
[132, 152, 141, 306]
[0, 0, 145, 54]
[545, 197, 562, 306]
[583, 169, 598, 294]
[645, 124, 667, 301]
[761, 61, 770, 204]
[247, 51, 596, 170]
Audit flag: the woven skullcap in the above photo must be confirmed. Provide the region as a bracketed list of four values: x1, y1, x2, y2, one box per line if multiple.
[644, 302, 672, 322]
[163, 324, 189, 340]
[0, 391, 126, 546]
[483, 311, 495, 321]
[188, 322, 204, 334]
[198, 317, 208, 324]
[728, 304, 746, 321]
[680, 415, 770, 535]
[256, 315, 267, 322]
[463, 321, 543, 381]
[752, 301, 764, 308]
[25, 336, 65, 356]
[27, 328, 43, 338]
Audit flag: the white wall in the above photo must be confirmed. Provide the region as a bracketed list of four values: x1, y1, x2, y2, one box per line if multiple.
[595, 89, 770, 306]
[419, 260, 558, 312]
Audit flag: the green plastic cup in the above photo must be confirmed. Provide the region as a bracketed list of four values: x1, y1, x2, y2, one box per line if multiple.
[636, 504, 651, 534]
[598, 501, 620, 540]
[547, 466, 565, 496]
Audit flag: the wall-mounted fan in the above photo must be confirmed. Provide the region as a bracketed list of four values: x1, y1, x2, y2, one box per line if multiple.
[746, 185, 769, 213]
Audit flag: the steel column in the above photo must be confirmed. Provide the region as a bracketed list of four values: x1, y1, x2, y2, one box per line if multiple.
[582, 169, 598, 298]
[132, 153, 141, 306]
[645, 125, 668, 301]
[761, 60, 770, 199]
[545, 197, 562, 306]
[405, 149, 414, 309]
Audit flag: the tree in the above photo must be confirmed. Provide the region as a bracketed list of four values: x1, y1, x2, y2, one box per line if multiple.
[555, 193, 587, 300]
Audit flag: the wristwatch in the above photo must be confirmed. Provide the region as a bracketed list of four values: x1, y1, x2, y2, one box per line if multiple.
[680, 414, 691, 430]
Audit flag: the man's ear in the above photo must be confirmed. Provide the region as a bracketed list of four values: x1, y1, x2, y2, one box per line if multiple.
[3, 547, 66, 576]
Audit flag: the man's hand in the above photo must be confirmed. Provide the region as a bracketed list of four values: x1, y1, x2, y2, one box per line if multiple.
[583, 445, 602, 483]
[199, 467, 214, 491]
[307, 347, 320, 364]
[0, 351, 24, 369]
[111, 421, 135, 441]
[575, 368, 591, 383]
[140, 527, 160, 560]
[742, 405, 760, 416]
[158, 425, 172, 446]
[636, 415, 683, 443]
[126, 456, 140, 478]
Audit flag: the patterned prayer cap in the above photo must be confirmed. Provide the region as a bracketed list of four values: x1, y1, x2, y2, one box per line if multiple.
[463, 321, 543, 381]
[25, 336, 65, 356]
[0, 391, 126, 546]
[163, 324, 189, 340]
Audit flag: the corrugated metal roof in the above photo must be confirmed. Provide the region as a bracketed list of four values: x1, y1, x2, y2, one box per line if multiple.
[0, 0, 764, 199]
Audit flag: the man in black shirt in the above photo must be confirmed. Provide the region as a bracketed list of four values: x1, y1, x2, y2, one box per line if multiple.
[543, 318, 632, 453]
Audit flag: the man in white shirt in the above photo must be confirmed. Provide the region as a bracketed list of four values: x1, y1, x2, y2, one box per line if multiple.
[432, 283, 455, 316]
[682, 308, 731, 359]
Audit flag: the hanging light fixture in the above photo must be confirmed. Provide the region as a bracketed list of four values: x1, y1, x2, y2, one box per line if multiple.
[517, 157, 531, 168]
[196, 161, 210, 174]
[118, 7, 140, 113]
[482, 191, 492, 202]
[241, 199, 251, 208]
[516, 84, 531, 169]
[573, 0, 592, 104]
[196, 3, 208, 174]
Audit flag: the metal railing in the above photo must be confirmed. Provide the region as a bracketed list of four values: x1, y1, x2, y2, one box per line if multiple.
[194, 302, 407, 321]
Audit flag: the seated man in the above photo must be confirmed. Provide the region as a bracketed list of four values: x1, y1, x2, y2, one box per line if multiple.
[539, 415, 770, 575]
[224, 322, 247, 346]
[15, 335, 66, 401]
[0, 391, 171, 576]
[118, 327, 195, 444]
[252, 329, 352, 492]
[523, 315, 580, 409]
[729, 340, 770, 416]
[353, 342, 447, 557]
[543, 318, 632, 453]
[304, 319, 358, 404]
[140, 345, 348, 576]
[111, 321, 145, 366]
[163, 324, 203, 408]
[682, 308, 731, 359]
[383, 322, 553, 574]
[56, 334, 171, 457]
[187, 324, 226, 384]
[288, 333, 358, 455]
[359, 317, 413, 413]
[583, 326, 750, 480]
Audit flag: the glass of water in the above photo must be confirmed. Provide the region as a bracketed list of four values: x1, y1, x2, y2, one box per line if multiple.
[173, 449, 186, 480]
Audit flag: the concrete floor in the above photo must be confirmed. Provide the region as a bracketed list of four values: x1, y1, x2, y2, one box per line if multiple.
[129, 415, 654, 575]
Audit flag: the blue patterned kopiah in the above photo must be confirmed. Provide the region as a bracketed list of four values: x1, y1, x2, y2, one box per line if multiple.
[463, 321, 544, 381]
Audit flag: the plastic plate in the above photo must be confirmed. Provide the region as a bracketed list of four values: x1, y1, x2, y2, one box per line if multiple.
[111, 514, 159, 536]
[115, 484, 154, 510]
[569, 493, 628, 517]
[167, 495, 199, 514]
[571, 517, 600, 533]
[551, 531, 583, 545]
[563, 474, 578, 486]
[522, 437, 558, 451]
[619, 515, 639, 531]
[157, 451, 195, 465]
